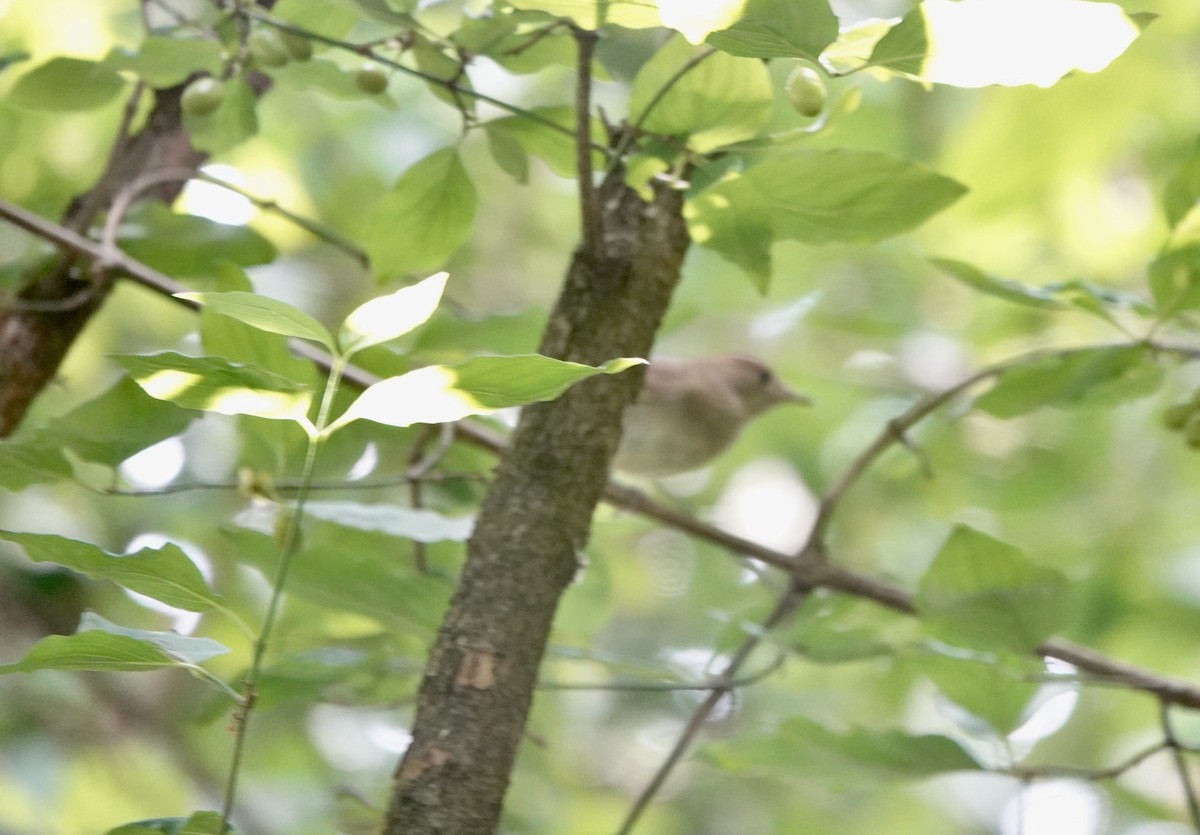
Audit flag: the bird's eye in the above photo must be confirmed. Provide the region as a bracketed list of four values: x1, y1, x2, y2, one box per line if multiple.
[756, 367, 773, 386]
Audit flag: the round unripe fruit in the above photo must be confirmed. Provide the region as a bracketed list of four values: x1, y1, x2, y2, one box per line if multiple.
[786, 65, 827, 118]
[181, 77, 225, 116]
[355, 62, 388, 95]
[248, 29, 290, 68]
[281, 32, 313, 61]
[1163, 402, 1194, 431]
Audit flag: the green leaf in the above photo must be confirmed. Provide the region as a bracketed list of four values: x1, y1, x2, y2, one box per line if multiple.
[271, 58, 393, 101]
[0, 631, 179, 674]
[77, 612, 228, 665]
[106, 811, 228, 835]
[105, 37, 224, 87]
[976, 346, 1163, 418]
[914, 648, 1041, 735]
[931, 258, 1064, 309]
[1164, 139, 1200, 232]
[711, 716, 979, 782]
[118, 203, 275, 276]
[686, 150, 966, 287]
[1150, 245, 1200, 320]
[222, 524, 450, 633]
[198, 265, 319, 386]
[869, 0, 1142, 88]
[338, 271, 448, 356]
[330, 355, 644, 431]
[181, 75, 258, 154]
[0, 531, 225, 613]
[36, 377, 194, 466]
[0, 442, 72, 490]
[6, 57, 125, 110]
[504, 0, 660, 30]
[177, 290, 334, 349]
[704, 0, 838, 60]
[914, 525, 1070, 653]
[302, 501, 474, 542]
[360, 148, 478, 280]
[482, 107, 602, 179]
[629, 36, 773, 153]
[275, 0, 358, 39]
[115, 352, 315, 424]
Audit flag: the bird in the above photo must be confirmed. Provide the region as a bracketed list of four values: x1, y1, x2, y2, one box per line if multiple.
[612, 355, 810, 476]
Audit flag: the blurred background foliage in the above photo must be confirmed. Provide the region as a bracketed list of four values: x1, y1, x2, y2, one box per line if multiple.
[3, 0, 1200, 833]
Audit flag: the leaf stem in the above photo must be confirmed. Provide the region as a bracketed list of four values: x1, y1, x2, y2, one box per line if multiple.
[218, 354, 346, 832]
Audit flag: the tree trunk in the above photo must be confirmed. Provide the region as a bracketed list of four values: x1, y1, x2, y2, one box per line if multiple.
[383, 171, 690, 832]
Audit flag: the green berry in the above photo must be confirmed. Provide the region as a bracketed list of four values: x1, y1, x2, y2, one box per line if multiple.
[248, 29, 290, 68]
[181, 77, 225, 116]
[786, 65, 827, 118]
[281, 32, 313, 61]
[355, 61, 388, 95]
[1163, 403, 1194, 431]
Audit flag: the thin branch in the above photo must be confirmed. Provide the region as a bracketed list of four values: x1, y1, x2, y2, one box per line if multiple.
[248, 11, 605, 152]
[7, 198, 1200, 714]
[1161, 700, 1200, 829]
[605, 46, 717, 178]
[538, 654, 784, 692]
[1009, 740, 1169, 782]
[616, 585, 807, 835]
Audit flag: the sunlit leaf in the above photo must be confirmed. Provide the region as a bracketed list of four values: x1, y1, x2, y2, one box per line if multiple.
[105, 37, 224, 87]
[115, 352, 315, 424]
[338, 271, 448, 356]
[504, 0, 660, 30]
[915, 525, 1069, 653]
[0, 531, 225, 613]
[629, 36, 773, 153]
[330, 355, 644, 432]
[6, 57, 125, 110]
[686, 150, 966, 288]
[176, 290, 334, 349]
[303, 501, 475, 542]
[705, 0, 838, 60]
[361, 148, 477, 280]
[976, 346, 1163, 417]
[869, 0, 1143, 88]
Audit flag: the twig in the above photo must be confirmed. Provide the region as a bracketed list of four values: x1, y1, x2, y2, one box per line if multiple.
[1161, 700, 1200, 829]
[605, 46, 717, 179]
[1009, 740, 1169, 781]
[538, 653, 784, 692]
[7, 198, 1200, 713]
[615, 585, 807, 835]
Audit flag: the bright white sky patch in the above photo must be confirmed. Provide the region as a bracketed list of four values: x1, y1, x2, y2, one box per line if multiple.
[119, 436, 185, 489]
[919, 0, 1140, 88]
[180, 164, 255, 225]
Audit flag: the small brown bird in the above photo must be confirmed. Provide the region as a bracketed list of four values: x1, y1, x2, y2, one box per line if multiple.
[613, 355, 810, 476]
